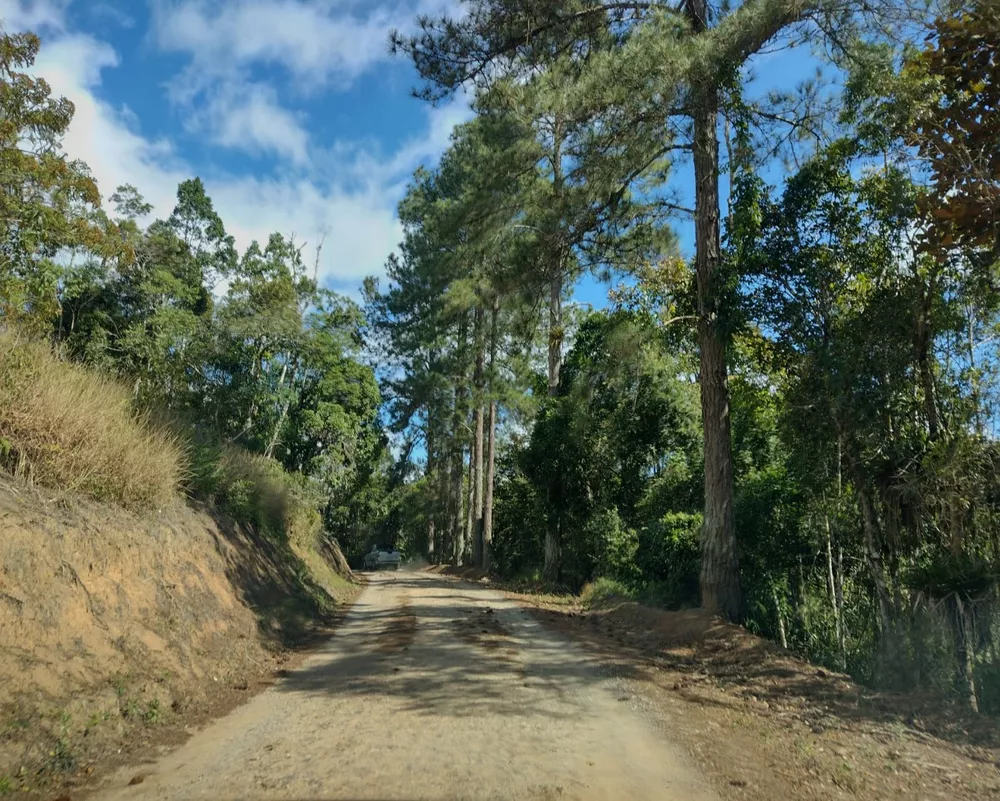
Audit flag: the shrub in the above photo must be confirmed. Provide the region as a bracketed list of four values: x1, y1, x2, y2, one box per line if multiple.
[635, 511, 702, 608]
[581, 576, 636, 608]
[0, 331, 182, 509]
[586, 508, 640, 586]
[185, 439, 316, 540]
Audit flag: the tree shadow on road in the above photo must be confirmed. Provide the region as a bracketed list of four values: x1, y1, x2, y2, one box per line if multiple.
[274, 573, 643, 722]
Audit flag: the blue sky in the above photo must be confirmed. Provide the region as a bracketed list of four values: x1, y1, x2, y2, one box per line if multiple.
[0, 0, 471, 297]
[1, 0, 825, 308]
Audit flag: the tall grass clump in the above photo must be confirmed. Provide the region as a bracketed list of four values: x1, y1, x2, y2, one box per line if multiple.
[0, 331, 182, 509]
[186, 437, 320, 540]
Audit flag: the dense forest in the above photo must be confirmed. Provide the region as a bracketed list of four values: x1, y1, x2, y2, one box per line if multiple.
[372, 0, 1000, 715]
[4, 0, 1000, 719]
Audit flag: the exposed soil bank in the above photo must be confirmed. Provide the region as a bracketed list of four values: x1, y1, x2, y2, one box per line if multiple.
[0, 479, 358, 798]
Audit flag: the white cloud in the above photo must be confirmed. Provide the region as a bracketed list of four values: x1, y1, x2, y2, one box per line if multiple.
[210, 178, 402, 285]
[0, 0, 69, 31]
[87, 2, 136, 28]
[4, 0, 465, 289]
[149, 0, 459, 164]
[323, 97, 473, 191]
[154, 0, 391, 93]
[152, 0, 455, 92]
[193, 82, 311, 166]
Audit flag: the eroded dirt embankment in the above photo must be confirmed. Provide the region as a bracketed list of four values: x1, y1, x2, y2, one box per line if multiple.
[0, 479, 358, 796]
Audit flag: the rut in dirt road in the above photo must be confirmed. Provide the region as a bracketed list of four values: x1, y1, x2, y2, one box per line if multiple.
[90, 571, 715, 801]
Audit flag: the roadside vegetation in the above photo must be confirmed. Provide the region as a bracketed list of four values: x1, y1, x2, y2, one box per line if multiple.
[0, 29, 372, 784]
[0, 331, 182, 509]
[0, 29, 386, 562]
[367, 0, 1000, 718]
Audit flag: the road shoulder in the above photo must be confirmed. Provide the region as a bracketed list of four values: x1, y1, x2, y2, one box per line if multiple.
[504, 588, 1000, 801]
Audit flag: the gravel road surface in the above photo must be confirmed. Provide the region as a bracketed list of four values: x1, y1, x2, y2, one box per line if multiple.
[90, 571, 715, 801]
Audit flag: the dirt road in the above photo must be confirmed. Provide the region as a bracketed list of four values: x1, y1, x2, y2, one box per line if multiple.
[89, 571, 715, 801]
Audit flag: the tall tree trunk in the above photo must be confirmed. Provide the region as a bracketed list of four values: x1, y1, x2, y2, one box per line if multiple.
[472, 406, 485, 564]
[483, 299, 499, 575]
[451, 421, 466, 565]
[264, 359, 294, 460]
[825, 508, 846, 671]
[967, 304, 983, 435]
[833, 433, 848, 669]
[464, 442, 475, 564]
[472, 304, 486, 566]
[263, 400, 290, 460]
[440, 444, 453, 564]
[547, 271, 563, 397]
[950, 594, 979, 713]
[915, 289, 940, 439]
[452, 316, 469, 564]
[855, 473, 897, 686]
[231, 341, 266, 444]
[835, 542, 847, 670]
[426, 426, 436, 561]
[689, 11, 740, 620]
[772, 586, 788, 650]
[543, 115, 565, 585]
[543, 268, 563, 583]
[483, 399, 497, 574]
[451, 440, 465, 565]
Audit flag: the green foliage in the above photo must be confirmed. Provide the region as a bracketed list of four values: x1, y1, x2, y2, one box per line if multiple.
[588, 509, 640, 587]
[490, 460, 546, 579]
[580, 577, 636, 609]
[47, 737, 74, 773]
[0, 31, 129, 332]
[486, 312, 702, 590]
[0, 29, 386, 581]
[902, 556, 997, 603]
[208, 449, 294, 536]
[185, 437, 323, 542]
[13, 2, 1000, 722]
[635, 513, 702, 608]
[143, 698, 162, 725]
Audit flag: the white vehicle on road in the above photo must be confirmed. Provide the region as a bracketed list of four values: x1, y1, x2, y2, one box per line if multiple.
[363, 546, 401, 571]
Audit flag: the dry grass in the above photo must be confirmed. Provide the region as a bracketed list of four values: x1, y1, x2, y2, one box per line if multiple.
[188, 441, 311, 537]
[0, 330, 183, 509]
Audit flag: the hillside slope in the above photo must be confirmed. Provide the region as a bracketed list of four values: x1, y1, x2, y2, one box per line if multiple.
[0, 480, 357, 795]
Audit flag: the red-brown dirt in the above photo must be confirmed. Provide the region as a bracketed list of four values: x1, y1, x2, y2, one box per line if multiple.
[0, 478, 358, 798]
[513, 591, 1000, 800]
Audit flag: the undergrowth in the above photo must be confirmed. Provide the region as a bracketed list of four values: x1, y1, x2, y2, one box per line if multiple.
[580, 576, 703, 611]
[0, 330, 182, 510]
[580, 577, 635, 608]
[186, 438, 306, 536]
[0, 330, 328, 551]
